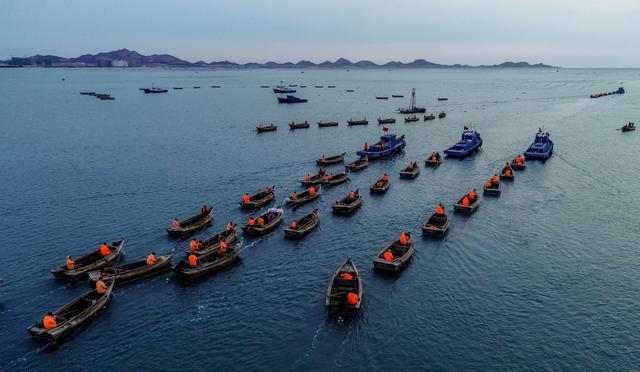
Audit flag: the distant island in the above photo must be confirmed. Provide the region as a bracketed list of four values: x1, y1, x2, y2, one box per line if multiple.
[1, 49, 555, 69]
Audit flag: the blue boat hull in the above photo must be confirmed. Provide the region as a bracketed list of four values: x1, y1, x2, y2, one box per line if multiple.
[444, 139, 482, 157]
[524, 141, 553, 160]
[356, 142, 405, 159]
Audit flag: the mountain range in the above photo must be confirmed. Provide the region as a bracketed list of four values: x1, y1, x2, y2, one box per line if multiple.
[2, 49, 555, 68]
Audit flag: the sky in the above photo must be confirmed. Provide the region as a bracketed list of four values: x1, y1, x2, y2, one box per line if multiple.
[2, 0, 639, 67]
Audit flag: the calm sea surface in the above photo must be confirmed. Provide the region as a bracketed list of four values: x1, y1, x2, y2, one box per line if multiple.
[0, 67, 639, 371]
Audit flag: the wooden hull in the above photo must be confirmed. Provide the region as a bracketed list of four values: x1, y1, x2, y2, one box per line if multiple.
[257, 126, 277, 132]
[372, 240, 414, 272]
[241, 191, 275, 209]
[318, 121, 339, 127]
[88, 253, 173, 286]
[174, 246, 239, 283]
[370, 180, 390, 194]
[325, 258, 363, 316]
[347, 120, 368, 126]
[289, 123, 310, 129]
[283, 210, 319, 239]
[27, 281, 114, 342]
[399, 167, 420, 179]
[454, 198, 479, 214]
[332, 197, 361, 214]
[425, 158, 441, 167]
[166, 211, 212, 238]
[500, 173, 514, 181]
[50, 240, 124, 281]
[189, 229, 237, 258]
[321, 173, 349, 187]
[422, 214, 449, 237]
[243, 210, 283, 236]
[288, 189, 320, 207]
[346, 158, 368, 172]
[301, 174, 324, 186]
[377, 119, 396, 124]
[512, 162, 526, 170]
[484, 185, 502, 196]
[316, 154, 345, 165]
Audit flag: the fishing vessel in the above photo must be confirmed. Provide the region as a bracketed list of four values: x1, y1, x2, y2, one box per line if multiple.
[356, 133, 406, 159]
[277, 95, 307, 103]
[443, 127, 482, 157]
[397, 88, 426, 114]
[524, 130, 553, 160]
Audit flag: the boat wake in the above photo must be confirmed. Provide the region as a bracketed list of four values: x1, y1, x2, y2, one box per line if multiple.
[290, 318, 327, 369]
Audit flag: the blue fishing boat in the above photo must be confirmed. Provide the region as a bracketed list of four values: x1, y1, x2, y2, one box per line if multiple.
[277, 95, 308, 104]
[273, 87, 296, 93]
[524, 130, 553, 160]
[356, 133, 406, 159]
[443, 128, 482, 157]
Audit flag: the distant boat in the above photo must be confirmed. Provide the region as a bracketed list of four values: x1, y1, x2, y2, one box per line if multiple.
[346, 89, 355, 92]
[257, 124, 277, 133]
[397, 88, 426, 113]
[424, 113, 436, 121]
[318, 121, 339, 127]
[289, 84, 298, 87]
[621, 122, 635, 132]
[211, 85, 221, 88]
[376, 96, 389, 100]
[524, 130, 553, 160]
[590, 86, 624, 98]
[378, 117, 396, 124]
[315, 85, 324, 88]
[273, 87, 296, 93]
[193, 86, 200, 89]
[348, 118, 369, 126]
[444, 128, 482, 157]
[405, 115, 419, 122]
[438, 97, 448, 101]
[277, 95, 308, 104]
[438, 112, 447, 118]
[289, 121, 310, 129]
[328, 85, 336, 88]
[260, 86, 269, 88]
[392, 95, 404, 98]
[173, 87, 183, 90]
[95, 93, 114, 101]
[80, 92, 95, 96]
[300, 85, 307, 88]
[142, 87, 168, 94]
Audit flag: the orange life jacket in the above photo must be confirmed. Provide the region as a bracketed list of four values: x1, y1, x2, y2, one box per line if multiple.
[364, 143, 369, 150]
[462, 197, 470, 206]
[172, 219, 180, 229]
[399, 232, 408, 245]
[248, 218, 255, 226]
[146, 254, 156, 265]
[469, 191, 476, 199]
[242, 194, 250, 203]
[188, 254, 198, 267]
[506, 169, 512, 176]
[384, 251, 394, 261]
[66, 257, 75, 270]
[96, 280, 107, 294]
[291, 192, 298, 200]
[189, 240, 198, 251]
[486, 181, 492, 188]
[264, 187, 270, 194]
[43, 315, 57, 329]
[219, 240, 228, 253]
[347, 292, 359, 305]
[100, 244, 110, 256]
[309, 186, 315, 195]
[305, 175, 311, 182]
[340, 273, 353, 280]
[436, 205, 444, 215]
[290, 221, 298, 229]
[382, 174, 389, 182]
[257, 217, 265, 226]
[348, 191, 356, 199]
[226, 223, 234, 232]
[492, 175, 498, 183]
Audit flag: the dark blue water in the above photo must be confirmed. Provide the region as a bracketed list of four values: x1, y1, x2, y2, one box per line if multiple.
[1, 68, 639, 371]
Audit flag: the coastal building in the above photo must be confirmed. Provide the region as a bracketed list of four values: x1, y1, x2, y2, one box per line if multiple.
[111, 59, 128, 67]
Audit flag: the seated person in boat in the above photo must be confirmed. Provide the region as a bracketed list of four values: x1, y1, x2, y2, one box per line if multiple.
[436, 203, 445, 216]
[263, 186, 271, 195]
[188, 253, 198, 267]
[226, 222, 235, 233]
[340, 272, 353, 280]
[462, 196, 470, 206]
[172, 218, 180, 229]
[189, 239, 198, 251]
[348, 190, 357, 200]
[325, 173, 334, 181]
[257, 216, 265, 226]
[375, 180, 383, 188]
[320, 155, 326, 161]
[399, 231, 409, 245]
[100, 242, 111, 256]
[242, 193, 250, 204]
[491, 174, 499, 184]
[429, 152, 438, 161]
[248, 217, 255, 226]
[43, 312, 57, 329]
[290, 191, 298, 201]
[309, 186, 316, 195]
[514, 155, 524, 165]
[486, 180, 495, 189]
[382, 173, 389, 182]
[258, 123, 263, 128]
[503, 167, 512, 177]
[384, 250, 394, 261]
[347, 292, 359, 305]
[363, 142, 369, 151]
[305, 174, 311, 182]
[219, 238, 228, 254]
[201, 205, 209, 215]
[468, 189, 477, 201]
[290, 219, 298, 230]
[66, 255, 75, 270]
[196, 241, 203, 250]
[96, 277, 107, 294]
[146, 252, 157, 265]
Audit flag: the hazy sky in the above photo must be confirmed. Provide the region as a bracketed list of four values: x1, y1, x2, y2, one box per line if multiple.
[3, 0, 639, 67]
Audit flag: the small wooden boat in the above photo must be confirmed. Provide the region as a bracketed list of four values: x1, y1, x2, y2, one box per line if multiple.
[425, 153, 442, 167]
[399, 162, 420, 179]
[346, 157, 368, 172]
[88, 253, 174, 286]
[211, 85, 221, 88]
[240, 187, 275, 209]
[301, 172, 325, 186]
[51, 240, 124, 281]
[257, 124, 277, 132]
[317, 153, 346, 166]
[174, 244, 240, 283]
[484, 181, 501, 196]
[326, 258, 363, 316]
[273, 87, 295, 93]
[500, 166, 515, 181]
[287, 186, 321, 207]
[242, 209, 283, 236]
[377, 117, 396, 124]
[392, 95, 404, 98]
[328, 85, 336, 88]
[300, 85, 307, 88]
[315, 85, 324, 88]
[284, 209, 319, 239]
[332, 190, 361, 214]
[438, 112, 447, 118]
[173, 87, 184, 90]
[512, 157, 526, 170]
[289, 121, 310, 129]
[347, 118, 368, 126]
[27, 281, 115, 342]
[424, 113, 436, 121]
[370, 177, 390, 193]
[318, 121, 339, 127]
[193, 86, 200, 89]
[422, 213, 450, 237]
[621, 122, 636, 132]
[405, 115, 419, 122]
[289, 84, 298, 87]
[438, 97, 449, 101]
[260, 85, 269, 88]
[166, 209, 213, 238]
[80, 92, 96, 96]
[454, 194, 479, 213]
[187, 227, 237, 258]
[372, 236, 414, 272]
[142, 87, 168, 93]
[95, 93, 114, 100]
[346, 89, 355, 92]
[376, 96, 389, 100]
[321, 172, 349, 187]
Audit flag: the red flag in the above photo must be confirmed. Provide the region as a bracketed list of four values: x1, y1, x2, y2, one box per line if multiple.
[383, 127, 389, 132]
